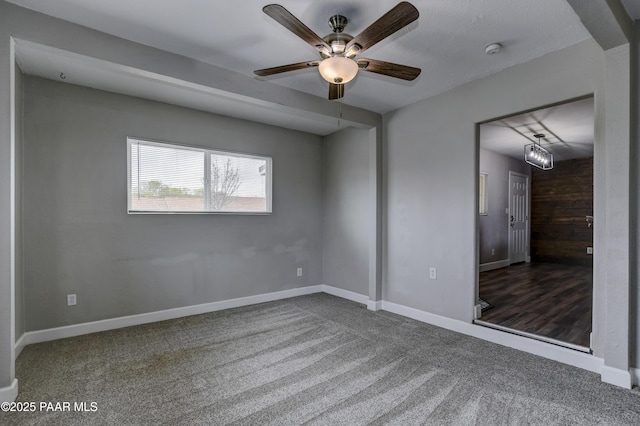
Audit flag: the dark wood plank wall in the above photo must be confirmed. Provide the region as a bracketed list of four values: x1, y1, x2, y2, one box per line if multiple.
[530, 157, 593, 266]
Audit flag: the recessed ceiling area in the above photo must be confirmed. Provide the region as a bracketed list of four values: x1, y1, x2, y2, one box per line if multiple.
[480, 97, 594, 162]
[14, 39, 346, 136]
[7, 0, 593, 114]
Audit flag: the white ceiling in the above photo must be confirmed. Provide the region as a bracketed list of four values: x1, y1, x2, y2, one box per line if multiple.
[8, 0, 594, 114]
[621, 0, 640, 21]
[480, 97, 594, 162]
[9, 0, 632, 152]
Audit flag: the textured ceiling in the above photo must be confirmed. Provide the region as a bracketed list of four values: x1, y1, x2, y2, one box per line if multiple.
[480, 97, 594, 162]
[7, 0, 592, 114]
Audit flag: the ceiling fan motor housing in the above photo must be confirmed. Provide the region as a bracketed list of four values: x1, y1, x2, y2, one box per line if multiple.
[322, 33, 353, 57]
[321, 15, 354, 57]
[329, 15, 348, 33]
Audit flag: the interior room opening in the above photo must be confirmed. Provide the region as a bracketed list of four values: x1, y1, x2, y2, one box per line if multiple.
[475, 96, 594, 352]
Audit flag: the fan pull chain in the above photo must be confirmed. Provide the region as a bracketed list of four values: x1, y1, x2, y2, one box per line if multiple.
[338, 98, 342, 128]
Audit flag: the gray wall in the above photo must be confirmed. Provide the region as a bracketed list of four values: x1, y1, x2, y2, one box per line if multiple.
[384, 39, 602, 322]
[0, 0, 382, 397]
[0, 11, 12, 390]
[15, 63, 24, 341]
[22, 76, 323, 330]
[0, 0, 636, 393]
[323, 127, 370, 296]
[632, 21, 639, 369]
[478, 148, 530, 265]
[0, 0, 381, 397]
[384, 34, 637, 374]
[595, 44, 632, 372]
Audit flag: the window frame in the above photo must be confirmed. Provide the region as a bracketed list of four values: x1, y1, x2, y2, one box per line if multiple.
[479, 172, 488, 216]
[127, 137, 272, 215]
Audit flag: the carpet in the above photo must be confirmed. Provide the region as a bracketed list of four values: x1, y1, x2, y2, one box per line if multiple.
[3, 293, 639, 425]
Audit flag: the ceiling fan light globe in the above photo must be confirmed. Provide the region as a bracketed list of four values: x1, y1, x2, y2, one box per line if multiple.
[319, 56, 358, 84]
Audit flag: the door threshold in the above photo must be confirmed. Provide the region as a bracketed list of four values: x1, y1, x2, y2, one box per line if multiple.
[473, 319, 591, 353]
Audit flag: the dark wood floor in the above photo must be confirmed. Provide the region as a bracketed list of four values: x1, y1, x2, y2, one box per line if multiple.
[479, 262, 592, 347]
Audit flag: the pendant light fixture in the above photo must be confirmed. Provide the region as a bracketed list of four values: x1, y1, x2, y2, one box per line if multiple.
[524, 133, 553, 170]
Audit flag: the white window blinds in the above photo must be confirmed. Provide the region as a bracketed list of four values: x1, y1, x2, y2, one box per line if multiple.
[128, 138, 272, 213]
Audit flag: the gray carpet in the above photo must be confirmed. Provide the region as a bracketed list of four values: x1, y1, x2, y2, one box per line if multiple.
[3, 293, 640, 425]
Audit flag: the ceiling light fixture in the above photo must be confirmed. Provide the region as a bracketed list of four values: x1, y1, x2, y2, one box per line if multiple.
[318, 56, 359, 84]
[524, 133, 553, 170]
[254, 3, 421, 100]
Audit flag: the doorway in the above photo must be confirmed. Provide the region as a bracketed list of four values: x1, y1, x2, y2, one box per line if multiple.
[508, 171, 529, 265]
[475, 96, 594, 351]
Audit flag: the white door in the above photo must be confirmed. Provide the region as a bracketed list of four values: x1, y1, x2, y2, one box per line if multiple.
[509, 172, 529, 264]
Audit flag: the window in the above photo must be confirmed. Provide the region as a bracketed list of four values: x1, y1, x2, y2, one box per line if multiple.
[479, 173, 488, 215]
[128, 138, 272, 213]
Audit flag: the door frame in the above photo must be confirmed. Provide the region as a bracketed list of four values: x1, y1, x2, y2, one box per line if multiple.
[508, 171, 530, 265]
[475, 95, 597, 355]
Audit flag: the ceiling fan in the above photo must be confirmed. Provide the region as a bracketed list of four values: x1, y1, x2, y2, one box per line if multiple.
[254, 2, 421, 100]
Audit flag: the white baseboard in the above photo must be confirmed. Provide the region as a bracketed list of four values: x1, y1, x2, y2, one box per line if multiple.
[18, 286, 323, 348]
[321, 285, 368, 305]
[0, 378, 18, 403]
[479, 259, 509, 272]
[13, 285, 634, 390]
[381, 300, 604, 376]
[15, 284, 369, 352]
[473, 304, 482, 320]
[367, 300, 382, 311]
[601, 365, 632, 389]
[320, 284, 379, 310]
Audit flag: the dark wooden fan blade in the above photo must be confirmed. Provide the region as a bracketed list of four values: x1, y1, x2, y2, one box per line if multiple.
[357, 58, 421, 81]
[254, 61, 319, 77]
[328, 83, 344, 100]
[346, 2, 419, 55]
[263, 4, 331, 52]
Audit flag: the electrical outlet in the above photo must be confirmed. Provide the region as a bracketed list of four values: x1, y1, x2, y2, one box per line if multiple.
[491, 248, 495, 256]
[429, 267, 437, 280]
[297, 268, 303, 277]
[67, 294, 77, 306]
[587, 247, 593, 254]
